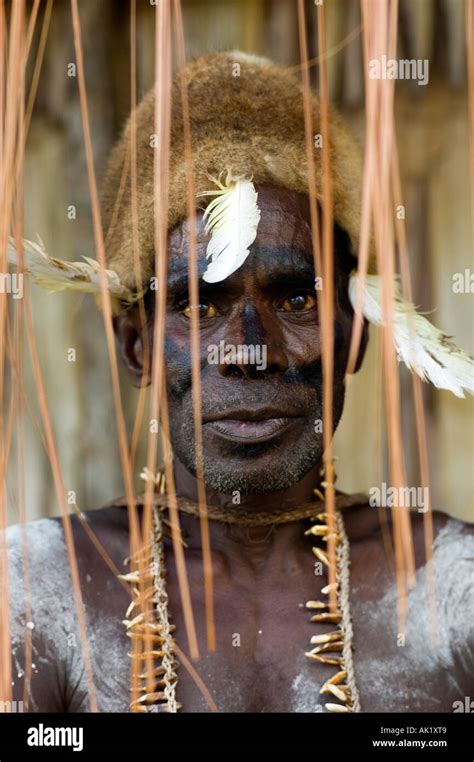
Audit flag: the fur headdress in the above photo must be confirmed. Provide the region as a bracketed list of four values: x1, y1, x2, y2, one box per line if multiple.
[100, 51, 365, 289]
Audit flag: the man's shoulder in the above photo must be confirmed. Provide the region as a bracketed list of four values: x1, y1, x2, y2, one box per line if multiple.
[6, 507, 129, 712]
[7, 514, 67, 572]
[412, 508, 473, 562]
[7, 504, 129, 639]
[7, 504, 128, 553]
[344, 502, 474, 588]
[430, 510, 474, 578]
[344, 501, 473, 562]
[7, 516, 75, 667]
[432, 509, 473, 537]
[6, 504, 129, 606]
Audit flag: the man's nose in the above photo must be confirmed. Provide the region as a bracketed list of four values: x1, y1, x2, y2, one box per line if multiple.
[217, 303, 289, 378]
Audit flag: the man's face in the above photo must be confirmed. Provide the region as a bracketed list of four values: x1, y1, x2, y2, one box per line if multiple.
[158, 186, 361, 494]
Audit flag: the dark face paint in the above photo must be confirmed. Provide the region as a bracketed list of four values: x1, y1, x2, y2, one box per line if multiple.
[156, 186, 360, 494]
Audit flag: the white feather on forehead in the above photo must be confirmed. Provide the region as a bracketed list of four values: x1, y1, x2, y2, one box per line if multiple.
[198, 173, 261, 283]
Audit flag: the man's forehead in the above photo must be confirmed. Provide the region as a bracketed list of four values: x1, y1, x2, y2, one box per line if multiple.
[254, 187, 313, 252]
[167, 245, 315, 287]
[167, 185, 314, 283]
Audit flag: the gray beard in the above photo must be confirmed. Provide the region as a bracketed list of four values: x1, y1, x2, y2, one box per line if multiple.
[193, 431, 324, 494]
[170, 395, 335, 495]
[168, 375, 345, 496]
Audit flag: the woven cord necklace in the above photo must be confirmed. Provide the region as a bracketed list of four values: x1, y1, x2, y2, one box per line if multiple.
[119, 471, 362, 713]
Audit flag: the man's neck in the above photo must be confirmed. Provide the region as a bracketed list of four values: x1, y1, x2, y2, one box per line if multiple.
[168, 459, 321, 556]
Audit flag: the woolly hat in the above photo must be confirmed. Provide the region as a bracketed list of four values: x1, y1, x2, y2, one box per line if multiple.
[100, 51, 365, 291]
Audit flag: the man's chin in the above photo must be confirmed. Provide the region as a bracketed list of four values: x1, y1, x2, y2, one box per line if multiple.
[172, 417, 325, 495]
[198, 444, 323, 495]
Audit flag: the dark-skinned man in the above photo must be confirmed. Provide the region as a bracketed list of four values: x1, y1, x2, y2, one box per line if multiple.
[7, 52, 473, 713]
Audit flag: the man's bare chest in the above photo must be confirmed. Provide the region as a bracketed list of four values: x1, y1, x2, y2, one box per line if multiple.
[161, 544, 343, 712]
[73, 514, 457, 713]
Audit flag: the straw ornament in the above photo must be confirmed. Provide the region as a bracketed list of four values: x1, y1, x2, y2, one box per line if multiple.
[348, 273, 474, 398]
[7, 235, 136, 306]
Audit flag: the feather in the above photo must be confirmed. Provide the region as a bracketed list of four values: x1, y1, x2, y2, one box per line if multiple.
[7, 235, 136, 303]
[199, 173, 261, 283]
[349, 272, 474, 398]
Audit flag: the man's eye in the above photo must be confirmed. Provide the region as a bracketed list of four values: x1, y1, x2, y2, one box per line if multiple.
[280, 291, 317, 312]
[181, 301, 219, 319]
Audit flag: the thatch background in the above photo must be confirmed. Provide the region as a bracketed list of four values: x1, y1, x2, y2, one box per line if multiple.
[6, 0, 473, 524]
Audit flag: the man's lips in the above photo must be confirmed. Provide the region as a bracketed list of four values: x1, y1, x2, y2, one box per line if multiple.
[202, 408, 304, 443]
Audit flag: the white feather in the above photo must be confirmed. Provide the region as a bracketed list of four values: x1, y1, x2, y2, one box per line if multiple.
[349, 272, 474, 398]
[7, 236, 135, 303]
[199, 174, 261, 283]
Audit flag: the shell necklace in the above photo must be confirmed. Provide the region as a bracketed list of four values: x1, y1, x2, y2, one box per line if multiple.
[119, 472, 362, 713]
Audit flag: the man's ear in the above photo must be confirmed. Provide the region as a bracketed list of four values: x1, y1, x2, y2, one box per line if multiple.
[113, 306, 152, 388]
[350, 317, 370, 374]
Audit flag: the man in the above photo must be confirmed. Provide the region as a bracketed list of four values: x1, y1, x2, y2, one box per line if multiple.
[7, 52, 473, 713]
